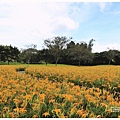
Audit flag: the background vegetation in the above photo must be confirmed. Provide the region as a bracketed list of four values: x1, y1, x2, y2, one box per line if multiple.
[0, 36, 120, 66]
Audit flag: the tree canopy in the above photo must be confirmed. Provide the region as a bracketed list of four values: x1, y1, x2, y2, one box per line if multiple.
[1, 36, 120, 66]
[44, 36, 71, 66]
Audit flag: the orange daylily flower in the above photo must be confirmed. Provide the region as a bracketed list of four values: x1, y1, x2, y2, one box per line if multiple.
[42, 112, 50, 117]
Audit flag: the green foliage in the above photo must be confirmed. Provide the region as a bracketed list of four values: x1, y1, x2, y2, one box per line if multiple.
[44, 36, 71, 66]
[16, 67, 26, 72]
[0, 45, 20, 64]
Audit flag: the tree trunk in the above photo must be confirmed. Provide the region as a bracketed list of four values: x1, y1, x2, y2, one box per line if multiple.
[108, 60, 111, 65]
[79, 60, 81, 67]
[45, 60, 47, 65]
[27, 60, 30, 67]
[7, 58, 10, 65]
[55, 60, 58, 66]
[55, 58, 59, 66]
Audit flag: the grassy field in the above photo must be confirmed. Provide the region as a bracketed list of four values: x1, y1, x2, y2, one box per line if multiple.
[0, 64, 120, 118]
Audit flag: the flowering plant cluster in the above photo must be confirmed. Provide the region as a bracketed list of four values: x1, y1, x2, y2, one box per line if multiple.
[0, 65, 120, 118]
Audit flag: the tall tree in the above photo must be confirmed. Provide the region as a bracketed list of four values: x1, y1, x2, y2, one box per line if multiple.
[44, 36, 71, 66]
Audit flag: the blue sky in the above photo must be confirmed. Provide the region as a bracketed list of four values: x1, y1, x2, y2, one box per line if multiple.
[0, 1, 120, 52]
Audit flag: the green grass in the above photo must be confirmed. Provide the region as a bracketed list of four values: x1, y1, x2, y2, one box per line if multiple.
[0, 61, 23, 65]
[0, 62, 74, 68]
[0, 61, 116, 67]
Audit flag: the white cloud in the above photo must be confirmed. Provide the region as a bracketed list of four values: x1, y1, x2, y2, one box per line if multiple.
[99, 2, 112, 13]
[0, 2, 79, 48]
[53, 16, 79, 30]
[93, 42, 120, 53]
[99, 2, 106, 12]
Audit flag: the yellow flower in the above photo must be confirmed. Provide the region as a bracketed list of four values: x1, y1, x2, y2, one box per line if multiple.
[97, 115, 101, 118]
[13, 98, 19, 103]
[0, 92, 2, 96]
[60, 115, 66, 118]
[9, 112, 15, 118]
[107, 109, 112, 113]
[42, 112, 50, 117]
[66, 94, 73, 101]
[49, 99, 55, 103]
[32, 115, 37, 118]
[0, 99, 2, 103]
[89, 113, 95, 118]
[110, 101, 116, 106]
[3, 107, 9, 112]
[19, 108, 26, 114]
[60, 115, 68, 118]
[52, 109, 61, 115]
[77, 109, 84, 117]
[118, 84, 120, 88]
[25, 95, 31, 100]
[107, 95, 112, 102]
[39, 94, 45, 101]
[13, 107, 20, 113]
[100, 103, 107, 107]
[82, 113, 88, 118]
[70, 106, 76, 115]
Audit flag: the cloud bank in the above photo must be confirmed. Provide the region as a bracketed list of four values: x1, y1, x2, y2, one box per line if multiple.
[0, 2, 79, 48]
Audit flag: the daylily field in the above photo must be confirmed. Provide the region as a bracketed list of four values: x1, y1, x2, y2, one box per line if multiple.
[0, 65, 120, 118]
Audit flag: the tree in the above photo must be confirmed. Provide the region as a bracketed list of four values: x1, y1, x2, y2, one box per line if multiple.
[67, 41, 75, 49]
[0, 45, 20, 64]
[87, 39, 95, 52]
[67, 39, 94, 66]
[114, 50, 120, 65]
[69, 42, 93, 66]
[11, 46, 20, 62]
[19, 44, 39, 64]
[0, 45, 6, 62]
[93, 52, 108, 65]
[59, 41, 76, 65]
[106, 48, 116, 65]
[4, 46, 11, 64]
[39, 49, 52, 65]
[44, 36, 71, 66]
